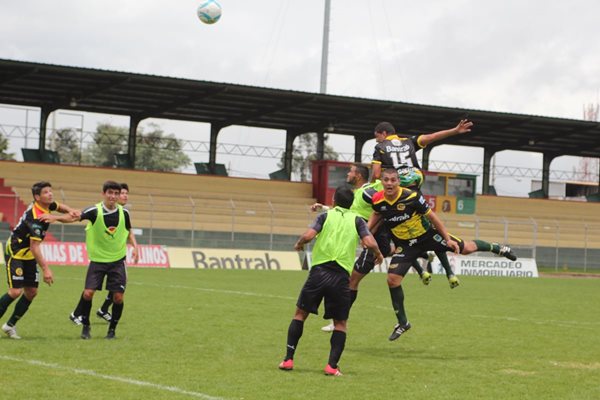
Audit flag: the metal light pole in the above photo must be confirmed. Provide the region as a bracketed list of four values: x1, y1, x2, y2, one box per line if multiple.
[320, 0, 331, 94]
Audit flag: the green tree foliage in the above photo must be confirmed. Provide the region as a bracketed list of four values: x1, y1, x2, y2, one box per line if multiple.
[135, 123, 190, 172]
[279, 133, 339, 181]
[48, 128, 82, 164]
[82, 123, 128, 167]
[82, 123, 190, 172]
[0, 131, 15, 160]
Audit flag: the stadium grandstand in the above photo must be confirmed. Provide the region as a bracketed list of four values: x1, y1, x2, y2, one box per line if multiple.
[1, 59, 600, 269]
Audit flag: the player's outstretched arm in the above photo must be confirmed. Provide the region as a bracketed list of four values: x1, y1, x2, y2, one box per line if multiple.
[294, 228, 318, 251]
[38, 213, 80, 224]
[367, 212, 382, 234]
[418, 119, 473, 147]
[371, 163, 382, 182]
[56, 203, 81, 219]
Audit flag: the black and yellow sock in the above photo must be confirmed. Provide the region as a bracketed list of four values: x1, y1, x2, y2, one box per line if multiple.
[284, 319, 304, 360]
[7, 295, 31, 326]
[436, 251, 454, 278]
[389, 285, 407, 325]
[411, 259, 424, 275]
[0, 293, 16, 319]
[328, 330, 347, 369]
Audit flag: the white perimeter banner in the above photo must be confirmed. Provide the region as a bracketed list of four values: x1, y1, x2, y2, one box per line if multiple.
[426, 254, 538, 278]
[39, 242, 169, 268]
[370, 254, 538, 278]
[168, 247, 302, 270]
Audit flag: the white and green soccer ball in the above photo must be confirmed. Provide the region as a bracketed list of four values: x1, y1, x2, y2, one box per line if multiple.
[197, 0, 222, 25]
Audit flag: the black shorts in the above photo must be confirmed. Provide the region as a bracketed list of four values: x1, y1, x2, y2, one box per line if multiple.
[85, 259, 127, 293]
[296, 262, 351, 321]
[3, 255, 39, 289]
[354, 225, 392, 274]
[388, 231, 465, 276]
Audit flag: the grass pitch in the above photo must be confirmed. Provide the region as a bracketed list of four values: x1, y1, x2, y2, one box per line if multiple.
[0, 266, 599, 400]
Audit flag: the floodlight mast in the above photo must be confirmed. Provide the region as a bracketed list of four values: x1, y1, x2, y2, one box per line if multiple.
[320, 0, 331, 94]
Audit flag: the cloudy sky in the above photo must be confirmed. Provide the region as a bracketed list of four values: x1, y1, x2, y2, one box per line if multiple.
[2, 0, 599, 194]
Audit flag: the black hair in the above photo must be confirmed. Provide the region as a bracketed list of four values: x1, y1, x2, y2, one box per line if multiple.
[382, 168, 399, 177]
[102, 180, 122, 193]
[334, 185, 354, 209]
[31, 181, 51, 198]
[120, 182, 129, 192]
[354, 164, 370, 181]
[374, 121, 396, 134]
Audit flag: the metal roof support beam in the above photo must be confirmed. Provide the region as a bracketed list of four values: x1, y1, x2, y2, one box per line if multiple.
[542, 153, 556, 198]
[284, 131, 296, 180]
[354, 137, 365, 163]
[422, 146, 432, 171]
[128, 116, 141, 169]
[38, 107, 52, 154]
[316, 132, 325, 160]
[209, 124, 222, 173]
[482, 147, 496, 195]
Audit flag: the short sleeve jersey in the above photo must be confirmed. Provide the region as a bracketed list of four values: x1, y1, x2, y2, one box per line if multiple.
[80, 204, 132, 231]
[372, 134, 425, 175]
[371, 188, 432, 241]
[8, 201, 59, 260]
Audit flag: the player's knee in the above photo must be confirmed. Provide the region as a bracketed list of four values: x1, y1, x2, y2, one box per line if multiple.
[7, 288, 23, 299]
[23, 287, 38, 300]
[82, 289, 95, 300]
[113, 292, 124, 304]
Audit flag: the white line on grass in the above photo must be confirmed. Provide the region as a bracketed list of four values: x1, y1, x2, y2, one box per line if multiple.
[0, 355, 225, 400]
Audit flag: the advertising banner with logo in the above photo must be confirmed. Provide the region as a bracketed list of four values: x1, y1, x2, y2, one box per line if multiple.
[168, 247, 302, 270]
[39, 242, 169, 268]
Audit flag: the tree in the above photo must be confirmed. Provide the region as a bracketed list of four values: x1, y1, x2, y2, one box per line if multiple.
[135, 123, 190, 172]
[82, 123, 128, 167]
[81, 123, 190, 172]
[48, 128, 82, 164]
[279, 133, 339, 181]
[0, 131, 15, 160]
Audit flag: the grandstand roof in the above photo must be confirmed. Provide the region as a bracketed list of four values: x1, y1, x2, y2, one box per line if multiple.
[1, 58, 600, 157]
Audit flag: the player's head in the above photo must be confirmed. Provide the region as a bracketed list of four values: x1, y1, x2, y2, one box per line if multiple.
[31, 181, 53, 204]
[381, 168, 400, 196]
[333, 185, 354, 209]
[119, 182, 129, 206]
[102, 180, 122, 208]
[374, 122, 395, 142]
[399, 170, 424, 189]
[347, 164, 369, 186]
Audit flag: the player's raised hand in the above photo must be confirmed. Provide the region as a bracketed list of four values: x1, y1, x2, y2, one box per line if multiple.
[455, 119, 473, 135]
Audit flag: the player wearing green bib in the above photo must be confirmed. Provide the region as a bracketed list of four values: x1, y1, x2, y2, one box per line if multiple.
[279, 185, 383, 377]
[47, 181, 138, 340]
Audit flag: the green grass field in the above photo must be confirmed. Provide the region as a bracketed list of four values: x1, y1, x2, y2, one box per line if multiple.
[1, 266, 599, 400]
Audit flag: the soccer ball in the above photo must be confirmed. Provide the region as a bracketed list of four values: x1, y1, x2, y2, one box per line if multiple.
[197, 0, 222, 25]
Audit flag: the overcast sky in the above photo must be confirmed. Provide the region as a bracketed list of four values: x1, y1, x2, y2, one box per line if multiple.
[2, 0, 599, 195]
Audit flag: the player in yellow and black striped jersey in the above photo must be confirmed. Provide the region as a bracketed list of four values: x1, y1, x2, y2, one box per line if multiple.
[0, 181, 79, 339]
[370, 169, 517, 342]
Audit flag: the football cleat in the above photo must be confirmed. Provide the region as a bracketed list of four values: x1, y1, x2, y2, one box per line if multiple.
[105, 329, 116, 339]
[388, 322, 411, 341]
[420, 271, 432, 285]
[498, 245, 517, 261]
[321, 322, 335, 332]
[96, 309, 112, 322]
[2, 323, 21, 340]
[278, 359, 294, 371]
[448, 275, 460, 289]
[69, 312, 83, 326]
[324, 364, 342, 376]
[81, 325, 91, 340]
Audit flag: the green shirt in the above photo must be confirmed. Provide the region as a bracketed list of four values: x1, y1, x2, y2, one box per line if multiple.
[351, 180, 383, 220]
[85, 203, 128, 262]
[311, 206, 361, 274]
